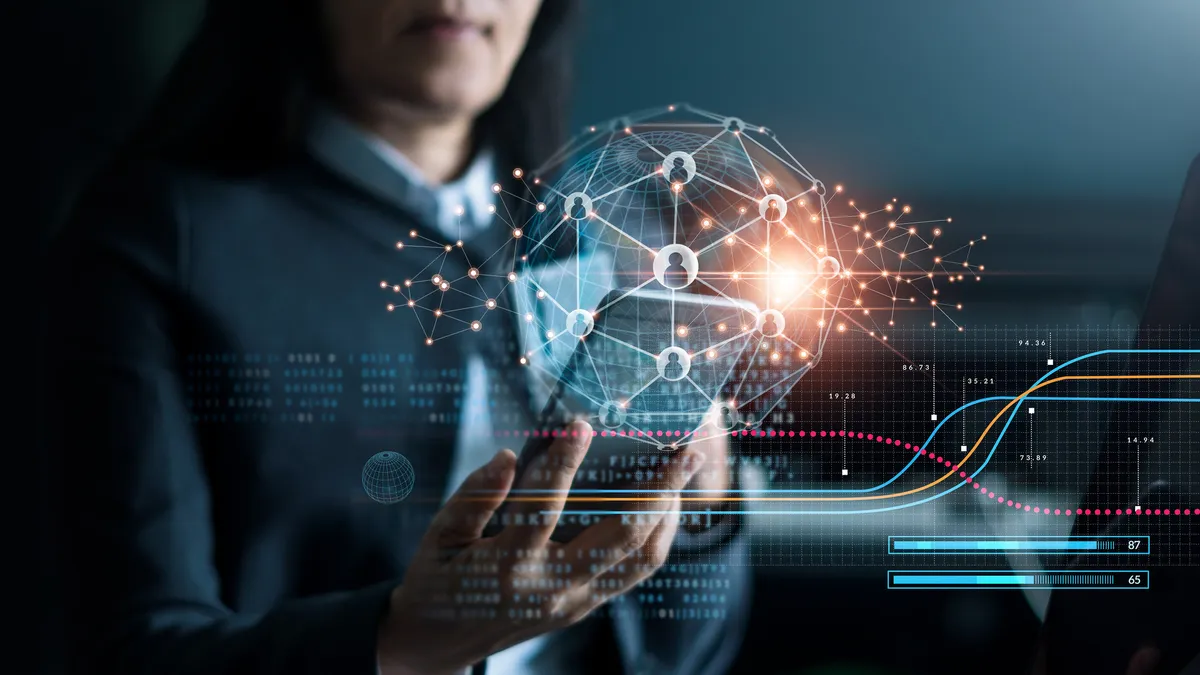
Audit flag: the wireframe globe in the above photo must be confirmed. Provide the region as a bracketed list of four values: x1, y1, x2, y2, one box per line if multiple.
[362, 451, 415, 504]
[514, 104, 838, 444]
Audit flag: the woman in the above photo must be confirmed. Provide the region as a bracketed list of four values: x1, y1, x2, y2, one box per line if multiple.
[46, 1, 748, 674]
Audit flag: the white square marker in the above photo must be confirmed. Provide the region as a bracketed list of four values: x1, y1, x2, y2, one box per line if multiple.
[841, 469, 849, 476]
[930, 414, 938, 421]
[1047, 358, 1054, 365]
[961, 445, 968, 452]
[1028, 407, 1035, 414]
[1135, 505, 1141, 511]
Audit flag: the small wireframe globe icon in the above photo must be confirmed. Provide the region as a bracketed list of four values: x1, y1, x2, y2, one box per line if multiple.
[362, 451, 416, 504]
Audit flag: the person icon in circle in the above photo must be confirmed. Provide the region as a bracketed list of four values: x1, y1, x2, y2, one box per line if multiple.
[668, 156, 689, 184]
[664, 251, 688, 288]
[718, 405, 736, 429]
[765, 199, 780, 220]
[572, 313, 589, 337]
[603, 406, 621, 427]
[664, 351, 684, 380]
[762, 314, 778, 337]
[569, 195, 588, 220]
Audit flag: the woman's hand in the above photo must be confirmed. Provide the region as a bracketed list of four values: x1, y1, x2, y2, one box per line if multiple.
[376, 421, 704, 675]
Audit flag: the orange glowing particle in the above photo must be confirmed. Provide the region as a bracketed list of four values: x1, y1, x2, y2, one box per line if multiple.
[386, 304, 395, 311]
[426, 338, 434, 345]
[512, 168, 523, 178]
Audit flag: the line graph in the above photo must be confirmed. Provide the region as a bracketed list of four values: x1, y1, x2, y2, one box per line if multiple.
[497, 349, 1200, 516]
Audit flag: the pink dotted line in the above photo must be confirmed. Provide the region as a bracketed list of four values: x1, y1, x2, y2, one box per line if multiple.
[494, 427, 1196, 517]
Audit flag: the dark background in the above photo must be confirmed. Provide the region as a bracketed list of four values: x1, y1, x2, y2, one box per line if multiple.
[22, 1, 1200, 673]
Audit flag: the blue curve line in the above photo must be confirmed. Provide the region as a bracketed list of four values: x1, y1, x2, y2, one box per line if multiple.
[555, 349, 1200, 513]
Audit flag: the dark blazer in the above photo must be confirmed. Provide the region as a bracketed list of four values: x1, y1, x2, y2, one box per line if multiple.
[45, 150, 749, 675]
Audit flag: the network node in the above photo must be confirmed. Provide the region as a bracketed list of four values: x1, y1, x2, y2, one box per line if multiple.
[564, 192, 594, 220]
[566, 309, 595, 338]
[724, 117, 745, 133]
[817, 255, 841, 279]
[756, 309, 786, 338]
[714, 403, 739, 430]
[656, 347, 691, 382]
[653, 244, 699, 290]
[661, 151, 696, 185]
[598, 401, 626, 429]
[759, 194, 787, 223]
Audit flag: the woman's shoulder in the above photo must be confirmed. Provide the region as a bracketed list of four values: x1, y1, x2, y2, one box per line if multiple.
[51, 155, 324, 286]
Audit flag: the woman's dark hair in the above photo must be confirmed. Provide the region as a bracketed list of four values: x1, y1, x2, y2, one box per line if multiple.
[128, 0, 579, 174]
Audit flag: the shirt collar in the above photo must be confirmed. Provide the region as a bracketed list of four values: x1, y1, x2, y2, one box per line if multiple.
[306, 105, 495, 240]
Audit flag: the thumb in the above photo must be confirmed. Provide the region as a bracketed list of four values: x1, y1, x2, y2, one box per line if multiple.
[1125, 645, 1161, 675]
[425, 449, 517, 550]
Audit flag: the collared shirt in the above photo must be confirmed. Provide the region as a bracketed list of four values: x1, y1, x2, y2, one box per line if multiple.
[307, 106, 548, 674]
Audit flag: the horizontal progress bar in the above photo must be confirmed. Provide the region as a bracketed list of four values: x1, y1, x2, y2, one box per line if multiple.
[889, 536, 1149, 555]
[888, 570, 1149, 590]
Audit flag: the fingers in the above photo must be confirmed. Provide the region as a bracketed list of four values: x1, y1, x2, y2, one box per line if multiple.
[552, 492, 684, 626]
[501, 420, 593, 549]
[1124, 645, 1161, 675]
[562, 449, 702, 583]
[425, 449, 517, 550]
